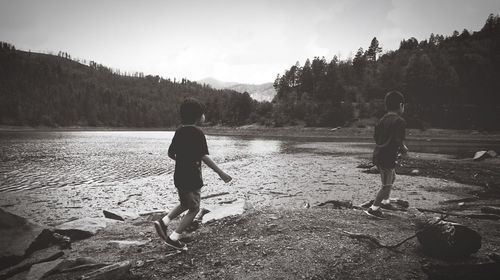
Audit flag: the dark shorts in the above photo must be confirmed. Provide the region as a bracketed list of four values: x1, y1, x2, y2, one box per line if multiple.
[177, 189, 201, 210]
[377, 165, 396, 186]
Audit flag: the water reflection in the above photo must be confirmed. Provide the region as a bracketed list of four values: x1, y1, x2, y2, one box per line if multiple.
[0, 131, 176, 193]
[0, 131, 283, 193]
[245, 139, 281, 155]
[1, 130, 496, 193]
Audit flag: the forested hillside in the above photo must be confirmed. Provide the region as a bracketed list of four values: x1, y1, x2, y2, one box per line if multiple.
[1, 14, 499, 129]
[0, 45, 263, 127]
[272, 14, 500, 130]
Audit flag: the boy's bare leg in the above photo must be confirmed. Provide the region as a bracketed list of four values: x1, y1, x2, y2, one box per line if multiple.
[373, 185, 391, 207]
[165, 204, 187, 220]
[168, 190, 201, 242]
[373, 167, 395, 207]
[173, 208, 200, 234]
[155, 204, 187, 242]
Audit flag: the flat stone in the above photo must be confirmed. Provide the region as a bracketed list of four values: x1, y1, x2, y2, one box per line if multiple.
[473, 150, 498, 161]
[55, 218, 109, 240]
[26, 259, 64, 280]
[108, 240, 148, 249]
[473, 150, 487, 160]
[54, 257, 100, 272]
[81, 261, 131, 280]
[103, 210, 139, 221]
[0, 247, 63, 279]
[202, 200, 248, 223]
[139, 211, 167, 222]
[0, 208, 46, 270]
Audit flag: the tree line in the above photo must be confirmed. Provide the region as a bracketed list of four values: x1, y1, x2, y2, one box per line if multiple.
[0, 43, 263, 127]
[271, 14, 500, 130]
[1, 14, 499, 130]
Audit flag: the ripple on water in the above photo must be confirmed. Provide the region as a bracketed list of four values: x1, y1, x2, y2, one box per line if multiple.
[0, 131, 180, 193]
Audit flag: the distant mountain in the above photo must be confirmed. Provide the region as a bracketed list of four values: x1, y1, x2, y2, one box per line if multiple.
[199, 77, 276, 102]
[198, 77, 239, 89]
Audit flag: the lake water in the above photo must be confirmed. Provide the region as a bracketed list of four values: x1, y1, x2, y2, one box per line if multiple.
[1, 130, 498, 193]
[0, 131, 288, 193]
[1, 130, 491, 225]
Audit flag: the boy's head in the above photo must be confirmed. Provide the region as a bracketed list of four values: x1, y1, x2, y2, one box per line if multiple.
[384, 90, 405, 114]
[180, 98, 205, 125]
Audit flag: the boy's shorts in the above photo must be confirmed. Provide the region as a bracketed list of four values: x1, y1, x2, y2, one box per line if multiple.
[177, 189, 201, 210]
[377, 166, 395, 186]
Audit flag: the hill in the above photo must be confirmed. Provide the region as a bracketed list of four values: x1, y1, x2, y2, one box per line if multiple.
[0, 45, 261, 127]
[199, 77, 276, 102]
[271, 14, 500, 130]
[226, 83, 275, 102]
[197, 77, 239, 89]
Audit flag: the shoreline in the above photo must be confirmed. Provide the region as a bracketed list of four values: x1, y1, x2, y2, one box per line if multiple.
[2, 124, 500, 142]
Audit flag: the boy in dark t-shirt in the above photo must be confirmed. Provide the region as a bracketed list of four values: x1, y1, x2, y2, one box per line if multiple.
[365, 91, 408, 219]
[154, 98, 232, 250]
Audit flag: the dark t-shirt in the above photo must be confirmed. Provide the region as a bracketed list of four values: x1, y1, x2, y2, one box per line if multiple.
[372, 112, 406, 168]
[168, 126, 209, 191]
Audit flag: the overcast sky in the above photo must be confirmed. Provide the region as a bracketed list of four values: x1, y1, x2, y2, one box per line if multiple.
[1, 0, 499, 84]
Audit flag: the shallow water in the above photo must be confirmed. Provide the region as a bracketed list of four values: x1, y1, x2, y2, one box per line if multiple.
[0, 131, 286, 193]
[0, 130, 485, 225]
[0, 130, 492, 193]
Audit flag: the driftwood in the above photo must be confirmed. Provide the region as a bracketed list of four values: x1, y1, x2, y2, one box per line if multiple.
[58, 263, 110, 274]
[201, 192, 229, 200]
[316, 200, 353, 209]
[341, 215, 448, 250]
[440, 196, 480, 204]
[269, 191, 288, 195]
[340, 230, 418, 250]
[218, 199, 238, 204]
[341, 230, 399, 249]
[358, 199, 409, 211]
[117, 193, 141, 205]
[417, 208, 500, 221]
[481, 206, 500, 216]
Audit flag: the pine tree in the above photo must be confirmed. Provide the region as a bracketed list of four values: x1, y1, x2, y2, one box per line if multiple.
[366, 37, 382, 62]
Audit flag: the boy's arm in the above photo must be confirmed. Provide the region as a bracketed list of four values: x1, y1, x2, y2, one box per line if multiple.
[395, 119, 409, 155]
[168, 133, 177, 160]
[201, 155, 232, 183]
[168, 144, 176, 160]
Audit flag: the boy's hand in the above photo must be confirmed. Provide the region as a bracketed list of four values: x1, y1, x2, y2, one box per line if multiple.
[218, 171, 232, 183]
[399, 145, 410, 159]
[401, 144, 409, 154]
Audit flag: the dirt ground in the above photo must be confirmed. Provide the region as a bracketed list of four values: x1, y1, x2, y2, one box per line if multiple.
[2, 127, 500, 279]
[39, 207, 497, 280]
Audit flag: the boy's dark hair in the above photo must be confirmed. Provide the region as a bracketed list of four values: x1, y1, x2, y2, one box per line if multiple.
[180, 98, 205, 124]
[384, 91, 405, 111]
